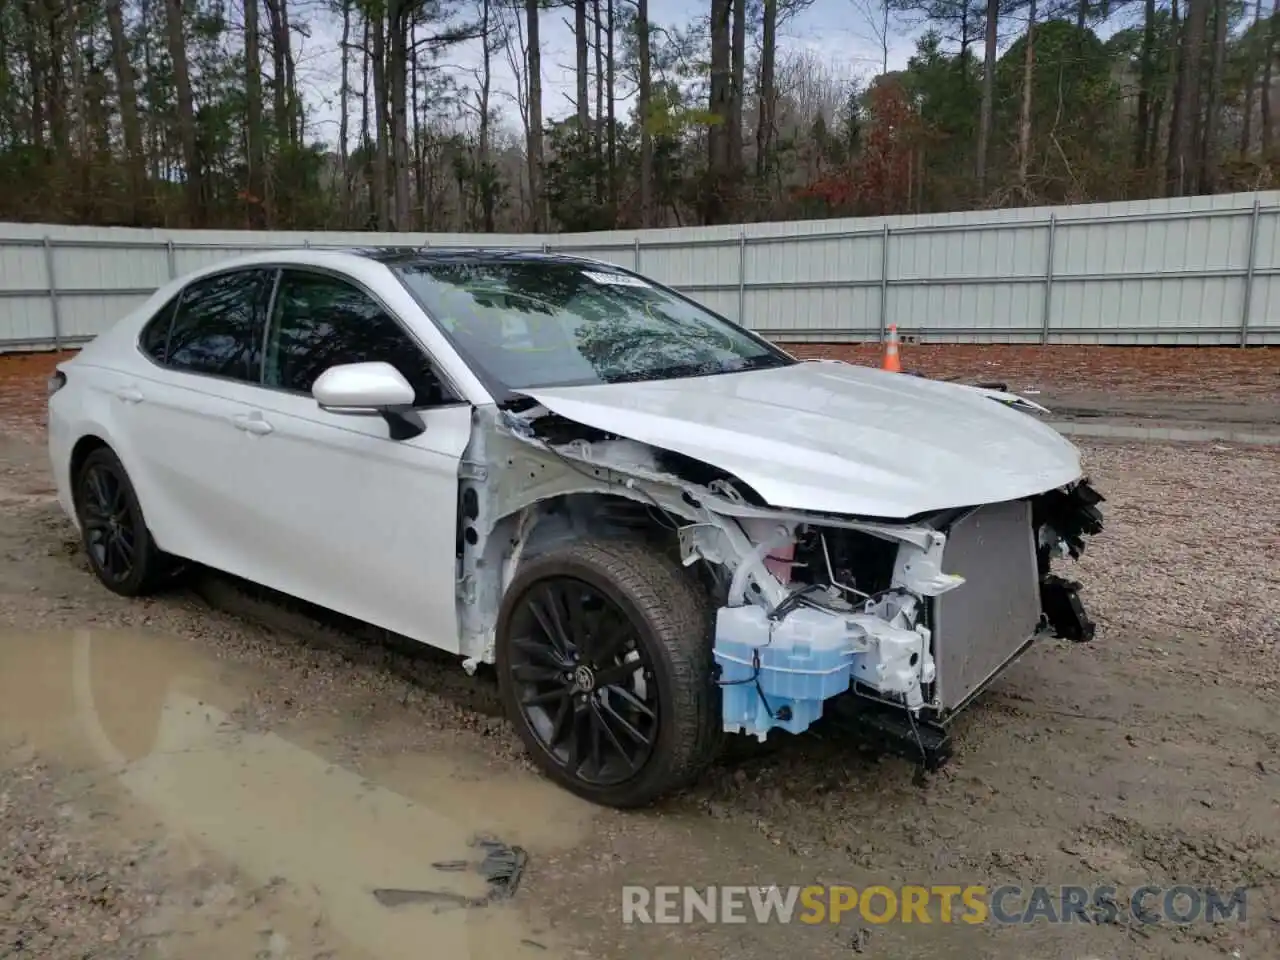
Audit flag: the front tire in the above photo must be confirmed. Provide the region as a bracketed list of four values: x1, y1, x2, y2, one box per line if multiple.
[496, 538, 720, 808]
[74, 447, 169, 597]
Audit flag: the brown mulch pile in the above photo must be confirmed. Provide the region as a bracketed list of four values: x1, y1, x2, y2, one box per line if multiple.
[786, 343, 1280, 400]
[0, 346, 1277, 441]
[0, 351, 78, 442]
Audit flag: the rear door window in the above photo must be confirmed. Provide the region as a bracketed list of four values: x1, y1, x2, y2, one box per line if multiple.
[162, 269, 274, 382]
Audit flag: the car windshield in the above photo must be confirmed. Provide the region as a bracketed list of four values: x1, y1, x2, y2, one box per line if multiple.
[392, 258, 794, 394]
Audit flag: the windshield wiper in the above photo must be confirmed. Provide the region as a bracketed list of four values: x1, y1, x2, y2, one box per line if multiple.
[721, 354, 792, 373]
[607, 360, 723, 384]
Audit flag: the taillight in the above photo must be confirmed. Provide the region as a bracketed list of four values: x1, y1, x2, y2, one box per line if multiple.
[47, 370, 66, 397]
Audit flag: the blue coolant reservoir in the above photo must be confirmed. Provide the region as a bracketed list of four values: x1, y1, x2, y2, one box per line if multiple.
[714, 604, 864, 740]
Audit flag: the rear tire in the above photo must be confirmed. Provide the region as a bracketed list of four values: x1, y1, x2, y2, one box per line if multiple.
[496, 538, 721, 808]
[74, 447, 170, 597]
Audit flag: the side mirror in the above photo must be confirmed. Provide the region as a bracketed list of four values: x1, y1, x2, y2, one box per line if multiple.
[312, 361, 415, 414]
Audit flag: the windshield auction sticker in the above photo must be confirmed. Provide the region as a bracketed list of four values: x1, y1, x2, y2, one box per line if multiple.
[582, 270, 652, 288]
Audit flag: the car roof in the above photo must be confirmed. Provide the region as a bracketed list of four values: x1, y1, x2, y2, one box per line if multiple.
[345, 246, 605, 269]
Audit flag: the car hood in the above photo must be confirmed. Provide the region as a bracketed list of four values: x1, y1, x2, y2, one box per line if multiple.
[518, 362, 1083, 519]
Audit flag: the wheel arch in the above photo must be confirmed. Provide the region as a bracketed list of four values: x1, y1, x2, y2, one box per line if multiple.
[68, 434, 113, 507]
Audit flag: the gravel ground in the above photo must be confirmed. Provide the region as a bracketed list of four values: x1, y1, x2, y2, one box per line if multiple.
[2, 417, 1279, 956]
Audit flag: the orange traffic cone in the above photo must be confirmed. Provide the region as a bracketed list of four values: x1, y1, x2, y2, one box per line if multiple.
[881, 324, 902, 373]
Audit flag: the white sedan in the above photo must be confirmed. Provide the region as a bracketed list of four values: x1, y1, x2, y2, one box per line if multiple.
[47, 248, 1103, 807]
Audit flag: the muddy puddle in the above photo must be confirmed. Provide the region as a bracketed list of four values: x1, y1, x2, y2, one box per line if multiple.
[0, 627, 591, 959]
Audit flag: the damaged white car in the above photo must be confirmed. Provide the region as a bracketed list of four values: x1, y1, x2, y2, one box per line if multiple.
[47, 248, 1104, 807]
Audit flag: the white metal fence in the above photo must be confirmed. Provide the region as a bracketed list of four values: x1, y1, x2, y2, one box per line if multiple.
[2, 191, 1279, 351]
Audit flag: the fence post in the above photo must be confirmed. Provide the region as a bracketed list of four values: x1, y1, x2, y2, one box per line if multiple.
[1041, 214, 1057, 345]
[43, 236, 63, 351]
[1240, 197, 1261, 347]
[878, 223, 891, 340]
[737, 230, 747, 325]
[165, 239, 177, 279]
[633, 236, 641, 271]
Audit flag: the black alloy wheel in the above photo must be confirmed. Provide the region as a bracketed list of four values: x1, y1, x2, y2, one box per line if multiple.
[75, 447, 167, 596]
[496, 538, 721, 808]
[507, 575, 659, 787]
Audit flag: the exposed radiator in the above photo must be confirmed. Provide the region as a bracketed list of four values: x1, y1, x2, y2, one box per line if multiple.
[931, 499, 1041, 713]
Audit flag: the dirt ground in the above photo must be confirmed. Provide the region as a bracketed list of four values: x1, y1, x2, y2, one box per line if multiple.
[1, 348, 1279, 959]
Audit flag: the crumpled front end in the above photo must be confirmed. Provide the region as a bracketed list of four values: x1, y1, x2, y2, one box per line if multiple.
[685, 483, 1105, 742]
[490, 400, 1104, 751]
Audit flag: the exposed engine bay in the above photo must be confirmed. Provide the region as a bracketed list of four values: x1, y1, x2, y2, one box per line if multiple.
[454, 396, 1104, 753]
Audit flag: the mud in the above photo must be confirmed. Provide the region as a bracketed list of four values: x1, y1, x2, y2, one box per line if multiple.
[1, 430, 1279, 960]
[0, 627, 580, 959]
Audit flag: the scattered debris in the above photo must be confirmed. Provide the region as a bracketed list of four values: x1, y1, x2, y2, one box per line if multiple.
[371, 888, 472, 910]
[372, 835, 528, 911]
[848, 927, 872, 953]
[474, 836, 528, 899]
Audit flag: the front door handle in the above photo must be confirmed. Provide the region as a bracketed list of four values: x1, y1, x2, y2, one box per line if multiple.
[113, 386, 144, 404]
[232, 414, 274, 436]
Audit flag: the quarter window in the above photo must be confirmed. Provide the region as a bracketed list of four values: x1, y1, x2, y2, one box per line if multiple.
[263, 270, 453, 406]
[164, 269, 272, 381]
[138, 294, 179, 362]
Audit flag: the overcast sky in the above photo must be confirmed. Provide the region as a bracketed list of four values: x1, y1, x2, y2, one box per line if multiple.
[289, 0, 924, 149]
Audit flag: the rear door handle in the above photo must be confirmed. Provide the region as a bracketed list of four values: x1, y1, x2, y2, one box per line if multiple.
[232, 413, 274, 436]
[113, 386, 144, 404]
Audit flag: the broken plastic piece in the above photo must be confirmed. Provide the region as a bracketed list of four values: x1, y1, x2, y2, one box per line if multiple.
[372, 836, 528, 910]
[474, 836, 528, 900]
[1040, 575, 1096, 642]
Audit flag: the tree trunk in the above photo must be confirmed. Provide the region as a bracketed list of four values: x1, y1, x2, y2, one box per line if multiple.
[163, 0, 202, 225]
[592, 0, 604, 205]
[1154, 0, 1179, 174]
[729, 0, 745, 182]
[387, 2, 412, 230]
[1018, 0, 1036, 190]
[1166, 0, 1208, 195]
[637, 0, 652, 227]
[339, 0, 351, 224]
[575, 0, 589, 132]
[756, 0, 776, 182]
[264, 0, 290, 148]
[371, 13, 390, 229]
[1241, 0, 1263, 154]
[244, 0, 268, 227]
[706, 0, 732, 223]
[104, 0, 146, 223]
[479, 0, 495, 232]
[976, 0, 998, 190]
[411, 23, 424, 228]
[525, 0, 544, 230]
[1199, 0, 1227, 192]
[606, 0, 616, 210]
[65, 0, 88, 159]
[1134, 0, 1155, 169]
[47, 0, 67, 182]
[361, 17, 373, 226]
[22, 0, 45, 151]
[1265, 0, 1278, 155]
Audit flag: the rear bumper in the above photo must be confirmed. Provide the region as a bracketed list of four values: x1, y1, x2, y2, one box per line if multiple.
[46, 399, 78, 526]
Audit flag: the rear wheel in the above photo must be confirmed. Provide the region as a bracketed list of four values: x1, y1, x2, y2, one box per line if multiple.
[496, 538, 720, 808]
[74, 447, 170, 597]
